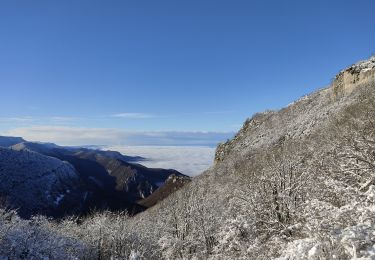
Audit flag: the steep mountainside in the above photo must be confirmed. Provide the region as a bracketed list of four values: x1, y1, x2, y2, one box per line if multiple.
[0, 147, 85, 218]
[130, 55, 375, 259]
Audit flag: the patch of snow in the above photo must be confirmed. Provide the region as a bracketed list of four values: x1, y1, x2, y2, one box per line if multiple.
[287, 94, 310, 107]
[129, 250, 140, 260]
[83, 192, 88, 202]
[308, 245, 321, 258]
[365, 185, 375, 199]
[54, 194, 65, 206]
[344, 55, 375, 73]
[275, 238, 318, 260]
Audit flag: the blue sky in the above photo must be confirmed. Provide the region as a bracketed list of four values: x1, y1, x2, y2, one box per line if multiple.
[1, 0, 375, 145]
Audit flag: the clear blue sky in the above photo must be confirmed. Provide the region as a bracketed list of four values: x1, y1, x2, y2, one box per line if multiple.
[0, 0, 375, 145]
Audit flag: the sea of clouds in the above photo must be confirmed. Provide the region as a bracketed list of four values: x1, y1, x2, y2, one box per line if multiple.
[106, 145, 216, 177]
[3, 126, 229, 176]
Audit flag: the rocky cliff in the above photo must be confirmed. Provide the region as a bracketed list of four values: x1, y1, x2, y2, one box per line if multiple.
[332, 55, 375, 98]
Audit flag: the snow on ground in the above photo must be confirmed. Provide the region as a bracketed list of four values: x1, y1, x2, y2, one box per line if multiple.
[54, 194, 65, 206]
[105, 146, 216, 177]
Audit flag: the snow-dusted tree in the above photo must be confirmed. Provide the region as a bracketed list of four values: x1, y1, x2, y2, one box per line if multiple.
[210, 196, 255, 260]
[234, 141, 311, 239]
[63, 210, 159, 259]
[275, 86, 375, 260]
[157, 179, 220, 259]
[328, 88, 375, 191]
[0, 209, 91, 259]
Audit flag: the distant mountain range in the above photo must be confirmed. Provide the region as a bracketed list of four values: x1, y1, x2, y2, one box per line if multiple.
[0, 137, 190, 218]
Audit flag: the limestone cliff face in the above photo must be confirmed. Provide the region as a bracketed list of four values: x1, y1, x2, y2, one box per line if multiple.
[332, 55, 375, 98]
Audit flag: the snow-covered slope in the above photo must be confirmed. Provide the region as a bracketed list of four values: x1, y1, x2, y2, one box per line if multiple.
[131, 55, 375, 259]
[0, 147, 85, 217]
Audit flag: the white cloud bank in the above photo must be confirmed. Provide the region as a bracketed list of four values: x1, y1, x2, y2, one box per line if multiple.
[107, 145, 215, 177]
[3, 126, 234, 147]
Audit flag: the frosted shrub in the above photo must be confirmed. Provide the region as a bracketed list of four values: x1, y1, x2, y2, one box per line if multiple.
[0, 209, 91, 259]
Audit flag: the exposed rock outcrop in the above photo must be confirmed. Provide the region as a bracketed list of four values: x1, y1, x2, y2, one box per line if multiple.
[332, 55, 375, 98]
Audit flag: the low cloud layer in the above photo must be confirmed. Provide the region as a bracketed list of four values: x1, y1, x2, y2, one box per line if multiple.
[106, 145, 216, 177]
[3, 126, 233, 147]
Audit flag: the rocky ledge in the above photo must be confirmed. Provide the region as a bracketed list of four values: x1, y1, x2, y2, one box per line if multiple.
[332, 55, 375, 98]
